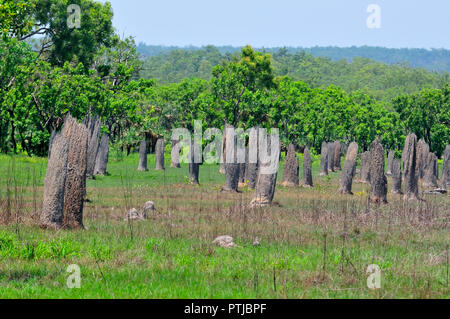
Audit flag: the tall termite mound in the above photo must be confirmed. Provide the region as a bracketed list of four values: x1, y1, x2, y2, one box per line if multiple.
[333, 141, 342, 171]
[250, 131, 280, 207]
[391, 158, 402, 194]
[422, 151, 438, 189]
[223, 126, 240, 192]
[155, 138, 165, 170]
[441, 145, 450, 190]
[303, 146, 313, 187]
[360, 151, 370, 184]
[338, 142, 358, 194]
[386, 150, 394, 176]
[41, 114, 94, 229]
[62, 116, 89, 229]
[189, 138, 201, 184]
[245, 127, 259, 189]
[368, 138, 388, 204]
[84, 115, 101, 179]
[402, 133, 420, 201]
[41, 133, 69, 229]
[94, 133, 109, 176]
[327, 142, 335, 173]
[320, 141, 328, 176]
[137, 140, 148, 171]
[170, 138, 181, 168]
[281, 143, 299, 187]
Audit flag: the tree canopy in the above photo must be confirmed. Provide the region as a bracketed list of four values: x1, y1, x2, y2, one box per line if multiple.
[0, 1, 448, 158]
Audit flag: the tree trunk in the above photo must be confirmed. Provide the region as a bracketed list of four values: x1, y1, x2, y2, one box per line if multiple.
[189, 162, 200, 184]
[137, 140, 148, 171]
[369, 138, 388, 204]
[48, 129, 56, 159]
[10, 120, 17, 154]
[238, 147, 248, 187]
[219, 124, 231, 174]
[155, 138, 165, 170]
[303, 146, 313, 187]
[189, 138, 200, 184]
[41, 133, 68, 229]
[338, 142, 358, 194]
[434, 156, 439, 180]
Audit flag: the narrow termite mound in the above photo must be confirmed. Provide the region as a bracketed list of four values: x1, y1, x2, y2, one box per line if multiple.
[41, 133, 69, 229]
[303, 146, 313, 187]
[281, 143, 299, 187]
[368, 138, 388, 204]
[338, 142, 358, 195]
[137, 140, 148, 171]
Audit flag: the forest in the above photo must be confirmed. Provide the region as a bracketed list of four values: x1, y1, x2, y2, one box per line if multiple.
[1, 0, 449, 158]
[139, 45, 449, 102]
[137, 44, 450, 72]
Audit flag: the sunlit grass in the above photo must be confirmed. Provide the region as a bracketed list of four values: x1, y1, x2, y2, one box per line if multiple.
[0, 151, 448, 298]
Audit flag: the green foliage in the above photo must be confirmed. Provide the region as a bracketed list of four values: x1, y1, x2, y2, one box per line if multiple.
[0, 231, 80, 259]
[94, 36, 143, 88]
[0, 25, 154, 156]
[139, 45, 449, 103]
[0, 38, 37, 154]
[31, 0, 115, 68]
[393, 85, 450, 156]
[0, 1, 448, 159]
[140, 45, 229, 83]
[300, 46, 450, 73]
[138, 44, 450, 74]
[0, 0, 36, 39]
[209, 45, 275, 127]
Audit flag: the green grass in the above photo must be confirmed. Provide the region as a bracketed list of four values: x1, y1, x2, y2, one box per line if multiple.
[0, 152, 448, 298]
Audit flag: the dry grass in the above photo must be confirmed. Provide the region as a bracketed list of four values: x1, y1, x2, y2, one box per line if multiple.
[0, 153, 448, 298]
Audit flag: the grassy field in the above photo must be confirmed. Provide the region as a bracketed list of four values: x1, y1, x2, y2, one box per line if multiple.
[0, 151, 448, 298]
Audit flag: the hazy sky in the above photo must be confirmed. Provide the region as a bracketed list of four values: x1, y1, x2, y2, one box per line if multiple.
[98, 0, 450, 49]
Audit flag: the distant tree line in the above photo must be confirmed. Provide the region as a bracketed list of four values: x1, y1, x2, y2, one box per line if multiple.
[137, 44, 450, 73]
[139, 45, 449, 102]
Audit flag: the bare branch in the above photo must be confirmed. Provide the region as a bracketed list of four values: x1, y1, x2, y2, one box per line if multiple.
[19, 27, 49, 41]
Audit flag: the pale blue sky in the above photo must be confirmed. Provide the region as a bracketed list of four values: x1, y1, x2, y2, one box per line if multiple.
[98, 0, 450, 49]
